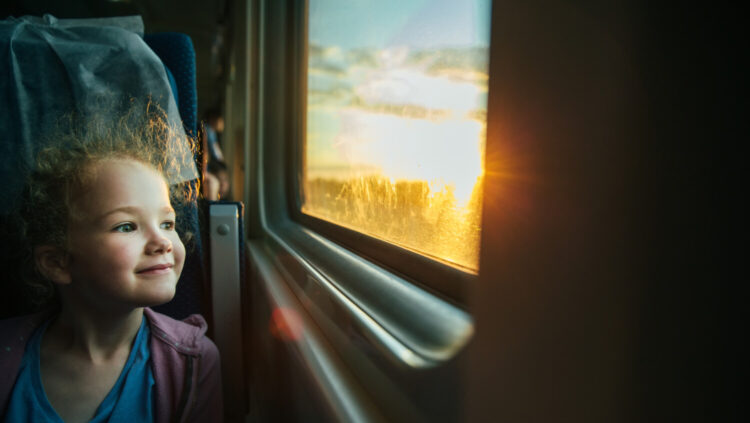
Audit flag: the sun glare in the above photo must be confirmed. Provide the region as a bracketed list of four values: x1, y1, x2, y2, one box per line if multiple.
[304, 0, 490, 271]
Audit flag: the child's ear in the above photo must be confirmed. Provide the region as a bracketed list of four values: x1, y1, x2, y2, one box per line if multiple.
[34, 245, 72, 285]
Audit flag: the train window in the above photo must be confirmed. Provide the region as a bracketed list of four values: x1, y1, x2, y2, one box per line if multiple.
[300, 0, 491, 272]
[248, 3, 480, 419]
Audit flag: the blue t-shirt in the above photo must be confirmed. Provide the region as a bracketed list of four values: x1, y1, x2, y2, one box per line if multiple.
[4, 316, 155, 423]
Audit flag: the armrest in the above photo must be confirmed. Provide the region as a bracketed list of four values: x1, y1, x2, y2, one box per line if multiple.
[208, 201, 246, 420]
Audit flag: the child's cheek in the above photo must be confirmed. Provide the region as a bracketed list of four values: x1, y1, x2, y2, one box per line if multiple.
[173, 237, 186, 277]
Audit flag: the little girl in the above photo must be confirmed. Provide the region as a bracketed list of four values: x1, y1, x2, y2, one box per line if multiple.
[0, 109, 223, 422]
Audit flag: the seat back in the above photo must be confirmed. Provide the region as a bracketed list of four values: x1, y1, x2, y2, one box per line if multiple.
[144, 32, 198, 139]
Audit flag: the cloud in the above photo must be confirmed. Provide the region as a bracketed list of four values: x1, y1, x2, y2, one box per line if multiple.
[352, 63, 485, 113]
[308, 86, 352, 105]
[348, 96, 451, 121]
[411, 47, 490, 85]
[308, 63, 347, 78]
[308, 43, 348, 77]
[345, 48, 379, 69]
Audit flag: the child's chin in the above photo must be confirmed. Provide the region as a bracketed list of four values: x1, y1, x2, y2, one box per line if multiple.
[142, 284, 178, 307]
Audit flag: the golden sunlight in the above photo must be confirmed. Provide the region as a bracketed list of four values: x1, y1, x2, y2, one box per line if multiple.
[303, 31, 489, 272]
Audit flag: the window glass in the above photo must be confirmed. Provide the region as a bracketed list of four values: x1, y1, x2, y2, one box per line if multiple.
[303, 0, 491, 272]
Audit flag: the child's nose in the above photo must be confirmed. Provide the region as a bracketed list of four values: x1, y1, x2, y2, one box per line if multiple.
[146, 233, 173, 255]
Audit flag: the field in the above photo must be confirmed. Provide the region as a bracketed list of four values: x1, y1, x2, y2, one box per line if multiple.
[302, 174, 483, 271]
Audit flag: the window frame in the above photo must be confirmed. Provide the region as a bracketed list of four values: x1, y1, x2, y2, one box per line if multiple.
[286, 0, 492, 307]
[246, 0, 475, 353]
[243, 0, 484, 419]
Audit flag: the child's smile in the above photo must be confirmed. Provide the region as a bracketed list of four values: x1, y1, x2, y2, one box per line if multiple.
[62, 158, 185, 311]
[136, 263, 175, 275]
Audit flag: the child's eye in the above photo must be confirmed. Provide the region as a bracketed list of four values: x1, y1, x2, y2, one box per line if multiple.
[161, 220, 175, 230]
[113, 223, 136, 233]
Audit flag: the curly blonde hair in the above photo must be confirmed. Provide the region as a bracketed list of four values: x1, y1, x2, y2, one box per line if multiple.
[13, 101, 199, 309]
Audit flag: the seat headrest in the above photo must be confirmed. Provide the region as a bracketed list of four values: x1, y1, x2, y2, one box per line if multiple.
[0, 14, 198, 215]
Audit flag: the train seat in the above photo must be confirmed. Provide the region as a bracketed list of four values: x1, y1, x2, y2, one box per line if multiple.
[144, 32, 198, 139]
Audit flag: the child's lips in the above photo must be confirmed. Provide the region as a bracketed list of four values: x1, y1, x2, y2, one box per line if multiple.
[137, 263, 174, 275]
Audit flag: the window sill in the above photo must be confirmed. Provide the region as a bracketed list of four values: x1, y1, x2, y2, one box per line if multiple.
[257, 219, 474, 368]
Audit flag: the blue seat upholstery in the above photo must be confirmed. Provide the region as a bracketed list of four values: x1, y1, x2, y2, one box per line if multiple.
[144, 33, 198, 139]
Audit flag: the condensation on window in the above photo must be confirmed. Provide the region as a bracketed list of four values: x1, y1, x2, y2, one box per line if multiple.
[302, 0, 491, 272]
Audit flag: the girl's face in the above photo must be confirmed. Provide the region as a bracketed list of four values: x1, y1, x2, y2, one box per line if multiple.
[63, 158, 185, 311]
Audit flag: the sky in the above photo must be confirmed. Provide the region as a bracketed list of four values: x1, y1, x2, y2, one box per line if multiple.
[309, 0, 492, 49]
[306, 0, 492, 205]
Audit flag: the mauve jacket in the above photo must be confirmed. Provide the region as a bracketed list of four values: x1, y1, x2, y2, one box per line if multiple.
[0, 307, 223, 423]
